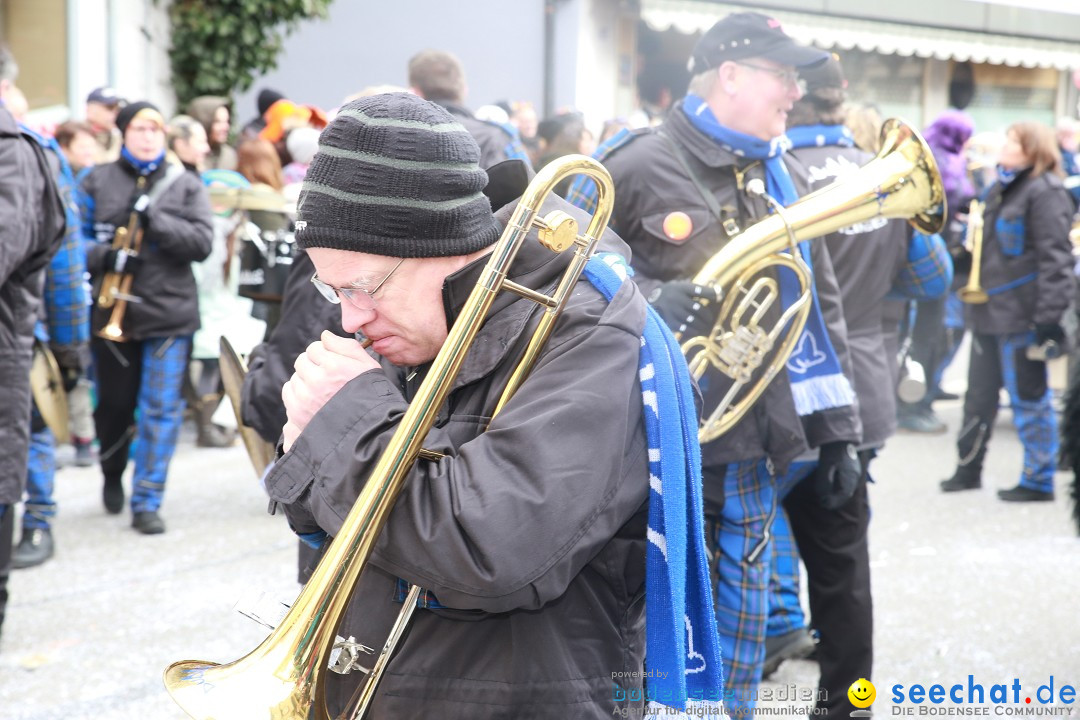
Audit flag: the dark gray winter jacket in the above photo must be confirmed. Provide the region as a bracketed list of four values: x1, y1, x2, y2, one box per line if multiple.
[966, 169, 1074, 335]
[790, 143, 923, 448]
[0, 107, 64, 505]
[81, 158, 213, 340]
[264, 193, 651, 718]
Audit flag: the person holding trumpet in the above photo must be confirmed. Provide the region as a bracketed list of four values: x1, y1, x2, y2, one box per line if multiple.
[941, 121, 1074, 501]
[260, 93, 723, 718]
[79, 102, 212, 533]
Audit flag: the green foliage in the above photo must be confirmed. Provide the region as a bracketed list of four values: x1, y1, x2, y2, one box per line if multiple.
[166, 0, 333, 107]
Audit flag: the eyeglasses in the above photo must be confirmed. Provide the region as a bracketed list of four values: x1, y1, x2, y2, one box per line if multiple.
[736, 62, 805, 93]
[310, 258, 405, 311]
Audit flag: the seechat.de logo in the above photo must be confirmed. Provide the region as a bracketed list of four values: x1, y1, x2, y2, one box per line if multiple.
[850, 678, 876, 717]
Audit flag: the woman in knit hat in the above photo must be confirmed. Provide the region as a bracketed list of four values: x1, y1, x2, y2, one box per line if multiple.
[78, 100, 214, 534]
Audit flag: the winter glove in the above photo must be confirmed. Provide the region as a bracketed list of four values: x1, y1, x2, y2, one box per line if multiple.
[1034, 322, 1065, 347]
[647, 280, 720, 339]
[812, 441, 861, 510]
[103, 248, 143, 276]
[949, 246, 972, 276]
[59, 366, 80, 393]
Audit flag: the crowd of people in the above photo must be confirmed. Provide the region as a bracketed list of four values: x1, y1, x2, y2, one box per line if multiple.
[1, 11, 1079, 719]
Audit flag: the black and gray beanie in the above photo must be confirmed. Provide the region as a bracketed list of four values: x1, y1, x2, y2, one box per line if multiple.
[294, 92, 501, 258]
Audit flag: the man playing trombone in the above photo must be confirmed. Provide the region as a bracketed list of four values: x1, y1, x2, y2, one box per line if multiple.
[257, 93, 724, 718]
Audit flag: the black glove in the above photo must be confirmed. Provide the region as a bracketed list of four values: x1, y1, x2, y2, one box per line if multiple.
[949, 246, 972, 276]
[648, 280, 720, 338]
[59, 365, 80, 393]
[1035, 322, 1065, 347]
[103, 248, 143, 276]
[811, 442, 861, 510]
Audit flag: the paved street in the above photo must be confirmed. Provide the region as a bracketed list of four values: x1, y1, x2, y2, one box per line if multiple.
[2, 376, 1079, 718]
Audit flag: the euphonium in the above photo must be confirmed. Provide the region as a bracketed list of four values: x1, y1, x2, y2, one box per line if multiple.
[96, 179, 147, 342]
[684, 118, 946, 443]
[957, 199, 988, 304]
[163, 154, 616, 720]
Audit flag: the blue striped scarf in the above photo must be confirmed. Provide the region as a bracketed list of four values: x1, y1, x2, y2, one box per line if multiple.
[681, 95, 855, 415]
[584, 253, 725, 716]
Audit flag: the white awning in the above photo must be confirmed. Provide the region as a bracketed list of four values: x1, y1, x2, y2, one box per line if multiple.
[641, 0, 1080, 70]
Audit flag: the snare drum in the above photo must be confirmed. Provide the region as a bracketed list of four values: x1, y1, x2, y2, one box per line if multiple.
[237, 210, 297, 302]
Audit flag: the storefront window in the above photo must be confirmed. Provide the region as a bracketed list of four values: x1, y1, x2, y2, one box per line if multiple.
[835, 49, 926, 128]
[965, 62, 1057, 133]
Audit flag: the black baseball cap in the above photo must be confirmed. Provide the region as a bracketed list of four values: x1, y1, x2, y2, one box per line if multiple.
[688, 12, 829, 74]
[87, 86, 124, 107]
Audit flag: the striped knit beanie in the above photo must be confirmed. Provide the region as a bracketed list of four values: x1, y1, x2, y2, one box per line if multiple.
[294, 92, 500, 258]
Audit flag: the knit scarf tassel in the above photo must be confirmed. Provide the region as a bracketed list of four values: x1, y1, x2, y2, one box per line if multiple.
[584, 253, 726, 718]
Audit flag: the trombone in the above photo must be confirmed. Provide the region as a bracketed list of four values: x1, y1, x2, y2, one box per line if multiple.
[682, 118, 946, 442]
[163, 155, 615, 720]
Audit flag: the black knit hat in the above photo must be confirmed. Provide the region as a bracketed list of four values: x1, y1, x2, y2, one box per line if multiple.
[802, 53, 847, 94]
[116, 101, 164, 136]
[295, 92, 500, 258]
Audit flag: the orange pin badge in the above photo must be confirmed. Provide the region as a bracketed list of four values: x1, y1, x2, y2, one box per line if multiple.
[663, 211, 693, 242]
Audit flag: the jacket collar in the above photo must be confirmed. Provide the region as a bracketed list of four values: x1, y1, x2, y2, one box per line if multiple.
[664, 100, 751, 170]
[428, 193, 631, 394]
[0, 105, 21, 137]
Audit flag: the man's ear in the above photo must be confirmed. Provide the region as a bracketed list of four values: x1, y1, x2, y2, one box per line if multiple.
[716, 63, 741, 96]
[0, 78, 9, 102]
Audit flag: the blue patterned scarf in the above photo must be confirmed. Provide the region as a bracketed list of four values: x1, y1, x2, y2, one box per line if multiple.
[787, 124, 855, 150]
[584, 254, 725, 717]
[681, 95, 855, 415]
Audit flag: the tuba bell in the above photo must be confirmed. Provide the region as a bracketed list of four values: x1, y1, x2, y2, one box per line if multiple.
[163, 155, 616, 720]
[683, 118, 946, 443]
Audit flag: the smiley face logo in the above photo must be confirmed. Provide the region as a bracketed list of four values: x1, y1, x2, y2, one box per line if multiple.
[848, 678, 876, 709]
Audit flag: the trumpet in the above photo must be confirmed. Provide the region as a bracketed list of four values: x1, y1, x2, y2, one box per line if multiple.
[163, 155, 615, 720]
[683, 118, 946, 443]
[957, 198, 988, 304]
[96, 183, 147, 341]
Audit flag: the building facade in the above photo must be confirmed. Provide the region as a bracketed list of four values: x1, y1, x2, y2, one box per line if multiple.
[3, 0, 1079, 140]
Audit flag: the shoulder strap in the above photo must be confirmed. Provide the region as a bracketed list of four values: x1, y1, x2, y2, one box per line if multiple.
[146, 163, 187, 206]
[658, 130, 724, 221]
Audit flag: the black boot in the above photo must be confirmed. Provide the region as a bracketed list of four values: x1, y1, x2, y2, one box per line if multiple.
[196, 394, 235, 449]
[133, 510, 165, 535]
[998, 485, 1054, 502]
[103, 475, 124, 514]
[12, 527, 54, 569]
[941, 466, 982, 492]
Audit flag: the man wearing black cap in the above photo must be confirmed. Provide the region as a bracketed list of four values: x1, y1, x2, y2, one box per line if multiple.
[255, 93, 720, 718]
[79, 100, 212, 534]
[567, 11, 863, 717]
[763, 54, 952, 710]
[84, 86, 124, 164]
